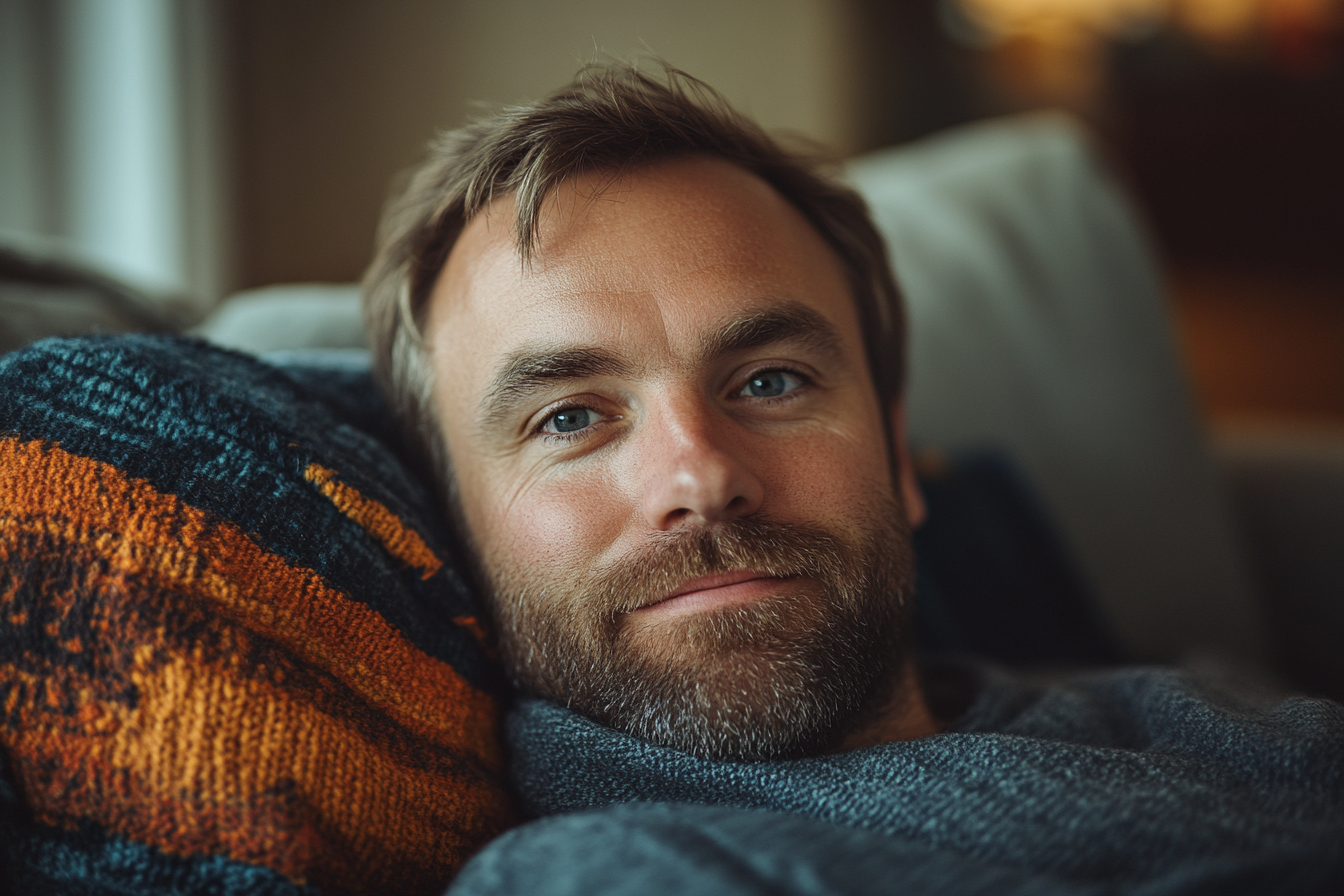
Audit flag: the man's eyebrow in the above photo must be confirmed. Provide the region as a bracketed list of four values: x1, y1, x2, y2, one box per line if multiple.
[478, 303, 846, 429]
[699, 302, 847, 366]
[480, 346, 633, 428]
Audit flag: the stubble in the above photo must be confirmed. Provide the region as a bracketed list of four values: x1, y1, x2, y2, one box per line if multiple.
[487, 494, 916, 761]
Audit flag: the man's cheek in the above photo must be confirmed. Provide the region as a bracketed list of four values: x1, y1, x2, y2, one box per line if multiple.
[762, 436, 889, 520]
[491, 479, 620, 572]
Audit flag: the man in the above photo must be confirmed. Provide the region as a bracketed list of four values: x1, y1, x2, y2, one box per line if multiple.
[365, 63, 936, 763]
[364, 64, 1343, 893]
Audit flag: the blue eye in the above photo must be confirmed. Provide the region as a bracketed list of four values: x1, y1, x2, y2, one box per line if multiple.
[544, 407, 599, 434]
[741, 370, 802, 399]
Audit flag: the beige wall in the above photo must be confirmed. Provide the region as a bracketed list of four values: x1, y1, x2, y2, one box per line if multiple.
[228, 0, 859, 291]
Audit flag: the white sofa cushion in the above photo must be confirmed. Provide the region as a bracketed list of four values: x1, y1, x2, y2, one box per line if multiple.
[193, 283, 366, 353]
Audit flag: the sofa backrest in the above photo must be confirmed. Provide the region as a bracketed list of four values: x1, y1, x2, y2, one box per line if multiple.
[848, 112, 1264, 666]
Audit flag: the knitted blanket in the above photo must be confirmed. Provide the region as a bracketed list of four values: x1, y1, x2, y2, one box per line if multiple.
[0, 336, 513, 895]
[468, 661, 1344, 895]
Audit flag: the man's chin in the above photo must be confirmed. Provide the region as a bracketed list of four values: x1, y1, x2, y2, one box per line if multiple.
[588, 650, 893, 761]
[583, 597, 900, 761]
[491, 503, 916, 760]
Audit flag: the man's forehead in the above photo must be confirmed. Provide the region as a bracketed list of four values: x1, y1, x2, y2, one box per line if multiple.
[425, 155, 859, 386]
[441, 157, 831, 285]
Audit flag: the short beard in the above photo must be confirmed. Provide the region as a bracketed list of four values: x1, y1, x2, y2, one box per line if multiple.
[487, 495, 915, 761]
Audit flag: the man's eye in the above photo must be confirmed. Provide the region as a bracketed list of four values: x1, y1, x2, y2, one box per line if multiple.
[740, 370, 804, 399]
[542, 407, 600, 434]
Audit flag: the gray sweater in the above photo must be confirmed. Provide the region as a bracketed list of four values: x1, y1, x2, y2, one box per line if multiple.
[450, 661, 1344, 895]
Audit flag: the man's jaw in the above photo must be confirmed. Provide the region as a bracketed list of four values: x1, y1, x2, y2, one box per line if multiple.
[486, 499, 918, 760]
[632, 570, 805, 620]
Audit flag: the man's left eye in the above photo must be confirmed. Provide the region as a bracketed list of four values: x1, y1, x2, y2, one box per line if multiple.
[739, 369, 804, 399]
[542, 406, 601, 434]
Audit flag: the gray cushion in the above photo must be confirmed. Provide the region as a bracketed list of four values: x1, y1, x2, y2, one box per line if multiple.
[849, 112, 1264, 665]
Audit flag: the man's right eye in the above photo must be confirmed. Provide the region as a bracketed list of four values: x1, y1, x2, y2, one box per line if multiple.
[541, 406, 600, 435]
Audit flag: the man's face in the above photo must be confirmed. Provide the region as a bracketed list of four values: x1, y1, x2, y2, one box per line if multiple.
[426, 156, 920, 759]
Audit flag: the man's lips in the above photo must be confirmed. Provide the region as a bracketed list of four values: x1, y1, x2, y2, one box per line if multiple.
[633, 570, 798, 617]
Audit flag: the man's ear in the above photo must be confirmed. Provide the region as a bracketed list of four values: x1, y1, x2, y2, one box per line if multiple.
[889, 397, 927, 529]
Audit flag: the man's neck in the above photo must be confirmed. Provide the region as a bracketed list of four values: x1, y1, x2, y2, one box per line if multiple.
[833, 658, 940, 751]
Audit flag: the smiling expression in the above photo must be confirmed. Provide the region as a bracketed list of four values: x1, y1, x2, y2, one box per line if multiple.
[424, 155, 922, 759]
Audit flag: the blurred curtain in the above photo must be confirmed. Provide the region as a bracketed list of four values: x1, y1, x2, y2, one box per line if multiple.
[0, 0, 227, 313]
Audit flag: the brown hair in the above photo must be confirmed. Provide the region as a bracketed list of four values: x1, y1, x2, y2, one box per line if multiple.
[362, 61, 905, 494]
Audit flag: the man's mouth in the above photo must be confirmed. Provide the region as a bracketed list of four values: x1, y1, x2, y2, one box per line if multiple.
[633, 570, 800, 618]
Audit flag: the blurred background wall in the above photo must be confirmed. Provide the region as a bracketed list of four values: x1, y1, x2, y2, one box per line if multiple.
[1, 0, 1341, 426]
[225, 0, 860, 291]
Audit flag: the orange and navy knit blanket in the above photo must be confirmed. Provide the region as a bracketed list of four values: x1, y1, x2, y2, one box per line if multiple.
[0, 336, 514, 895]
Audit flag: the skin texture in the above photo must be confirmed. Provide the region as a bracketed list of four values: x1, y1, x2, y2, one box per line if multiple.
[425, 156, 934, 756]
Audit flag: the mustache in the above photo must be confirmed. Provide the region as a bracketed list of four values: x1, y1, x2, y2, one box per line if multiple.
[586, 517, 859, 617]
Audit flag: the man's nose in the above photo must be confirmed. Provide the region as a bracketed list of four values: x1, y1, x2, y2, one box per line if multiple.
[638, 399, 764, 531]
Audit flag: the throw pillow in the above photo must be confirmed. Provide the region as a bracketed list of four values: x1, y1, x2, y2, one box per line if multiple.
[0, 335, 513, 896]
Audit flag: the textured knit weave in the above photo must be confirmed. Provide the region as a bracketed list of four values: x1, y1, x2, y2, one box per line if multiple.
[0, 335, 514, 895]
[495, 660, 1344, 894]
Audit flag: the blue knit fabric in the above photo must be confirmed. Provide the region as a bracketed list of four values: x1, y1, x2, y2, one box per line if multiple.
[482, 661, 1344, 894]
[0, 335, 512, 895]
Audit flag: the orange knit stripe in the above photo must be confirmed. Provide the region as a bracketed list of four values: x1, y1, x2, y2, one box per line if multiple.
[0, 438, 493, 765]
[452, 615, 490, 649]
[304, 463, 443, 579]
[0, 436, 512, 891]
[2, 655, 510, 893]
